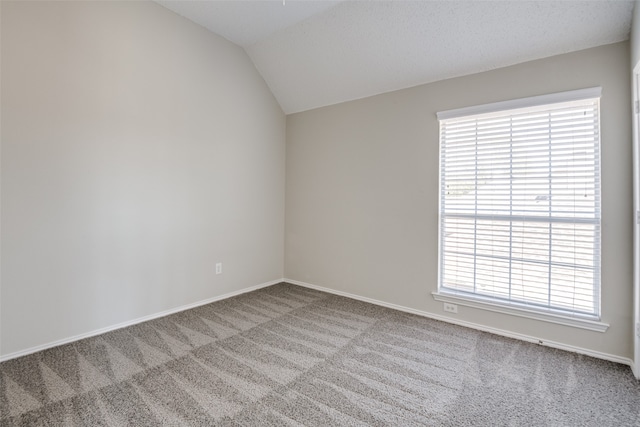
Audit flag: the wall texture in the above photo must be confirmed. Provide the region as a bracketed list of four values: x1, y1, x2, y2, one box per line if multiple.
[286, 42, 633, 360]
[1, 1, 285, 357]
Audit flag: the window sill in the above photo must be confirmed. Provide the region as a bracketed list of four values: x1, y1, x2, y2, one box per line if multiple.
[432, 291, 609, 333]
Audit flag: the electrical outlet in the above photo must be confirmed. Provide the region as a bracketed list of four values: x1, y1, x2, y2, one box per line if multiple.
[216, 262, 222, 275]
[636, 322, 640, 339]
[444, 302, 458, 313]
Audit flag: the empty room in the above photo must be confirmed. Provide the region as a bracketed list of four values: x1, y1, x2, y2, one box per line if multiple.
[1, 0, 640, 425]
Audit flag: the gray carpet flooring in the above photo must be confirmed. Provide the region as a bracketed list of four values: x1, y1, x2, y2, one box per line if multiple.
[1, 282, 639, 426]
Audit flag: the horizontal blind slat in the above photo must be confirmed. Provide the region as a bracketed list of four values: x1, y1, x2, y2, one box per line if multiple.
[438, 94, 600, 317]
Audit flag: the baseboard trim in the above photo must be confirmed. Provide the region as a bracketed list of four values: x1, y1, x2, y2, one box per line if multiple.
[632, 361, 640, 379]
[286, 278, 634, 368]
[0, 278, 284, 362]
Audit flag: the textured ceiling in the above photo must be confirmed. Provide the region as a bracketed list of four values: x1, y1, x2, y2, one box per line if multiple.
[158, 1, 634, 114]
[158, 1, 343, 47]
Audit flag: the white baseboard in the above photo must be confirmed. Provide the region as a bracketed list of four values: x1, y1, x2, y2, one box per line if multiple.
[5, 277, 633, 372]
[286, 278, 634, 369]
[0, 278, 284, 362]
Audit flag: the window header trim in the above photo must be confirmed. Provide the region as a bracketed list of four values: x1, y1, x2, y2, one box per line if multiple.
[436, 87, 602, 121]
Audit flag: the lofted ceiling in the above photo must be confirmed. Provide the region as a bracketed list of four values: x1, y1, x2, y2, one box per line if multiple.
[158, 1, 635, 114]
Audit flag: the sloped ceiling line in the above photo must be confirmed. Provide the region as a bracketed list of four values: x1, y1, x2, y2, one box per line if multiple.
[158, 1, 634, 114]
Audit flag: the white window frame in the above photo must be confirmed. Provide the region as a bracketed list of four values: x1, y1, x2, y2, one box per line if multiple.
[433, 88, 608, 333]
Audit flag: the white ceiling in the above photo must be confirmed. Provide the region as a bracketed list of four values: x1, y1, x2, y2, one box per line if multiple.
[157, 1, 343, 47]
[158, 1, 635, 114]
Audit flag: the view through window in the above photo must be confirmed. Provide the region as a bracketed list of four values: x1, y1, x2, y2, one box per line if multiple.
[438, 90, 601, 318]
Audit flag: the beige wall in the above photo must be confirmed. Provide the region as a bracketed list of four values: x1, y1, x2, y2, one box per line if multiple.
[630, 0, 640, 374]
[1, 1, 285, 356]
[632, 1, 640, 68]
[286, 42, 633, 359]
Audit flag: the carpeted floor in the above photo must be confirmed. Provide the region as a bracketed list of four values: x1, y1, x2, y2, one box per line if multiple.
[0, 282, 639, 426]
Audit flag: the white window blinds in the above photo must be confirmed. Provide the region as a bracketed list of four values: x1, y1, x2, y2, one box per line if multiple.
[438, 89, 601, 318]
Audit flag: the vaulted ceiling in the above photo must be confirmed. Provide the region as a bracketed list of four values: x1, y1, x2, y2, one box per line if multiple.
[158, 1, 634, 114]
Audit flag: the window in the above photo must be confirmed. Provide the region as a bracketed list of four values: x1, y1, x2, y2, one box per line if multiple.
[435, 88, 605, 330]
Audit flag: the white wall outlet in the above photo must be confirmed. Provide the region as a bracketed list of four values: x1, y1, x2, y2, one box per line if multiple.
[216, 262, 222, 275]
[444, 302, 458, 313]
[636, 322, 640, 338]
